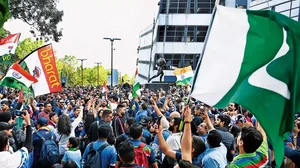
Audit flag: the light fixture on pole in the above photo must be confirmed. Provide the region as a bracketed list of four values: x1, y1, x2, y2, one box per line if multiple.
[103, 37, 121, 88]
[77, 58, 87, 86]
[95, 62, 102, 86]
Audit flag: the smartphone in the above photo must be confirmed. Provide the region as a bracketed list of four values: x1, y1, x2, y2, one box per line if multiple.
[157, 116, 162, 127]
[15, 110, 25, 116]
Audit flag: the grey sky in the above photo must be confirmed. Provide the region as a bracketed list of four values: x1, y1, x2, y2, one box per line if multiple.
[5, 0, 159, 76]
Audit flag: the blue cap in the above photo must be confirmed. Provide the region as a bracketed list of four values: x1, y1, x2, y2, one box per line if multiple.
[37, 117, 48, 126]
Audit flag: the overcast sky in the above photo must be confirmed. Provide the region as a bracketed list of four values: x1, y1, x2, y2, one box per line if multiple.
[5, 0, 159, 76]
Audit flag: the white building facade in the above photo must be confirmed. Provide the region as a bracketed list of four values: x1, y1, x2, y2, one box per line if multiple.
[137, 0, 216, 84]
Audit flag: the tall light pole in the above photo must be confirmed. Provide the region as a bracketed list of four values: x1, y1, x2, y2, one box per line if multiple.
[77, 58, 87, 86]
[103, 37, 121, 87]
[95, 62, 102, 86]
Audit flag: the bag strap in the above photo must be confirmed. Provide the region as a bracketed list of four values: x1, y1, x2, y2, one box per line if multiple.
[58, 134, 63, 142]
[117, 116, 125, 134]
[138, 142, 147, 149]
[35, 131, 45, 142]
[97, 143, 109, 153]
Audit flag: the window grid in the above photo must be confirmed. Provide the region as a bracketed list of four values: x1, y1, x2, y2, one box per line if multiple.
[154, 54, 200, 70]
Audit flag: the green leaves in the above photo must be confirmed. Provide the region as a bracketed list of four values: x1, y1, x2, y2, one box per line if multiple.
[9, 0, 63, 42]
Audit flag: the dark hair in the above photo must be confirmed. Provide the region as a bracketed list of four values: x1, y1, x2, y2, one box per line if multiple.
[57, 114, 72, 136]
[173, 117, 181, 126]
[102, 110, 112, 119]
[125, 117, 136, 127]
[68, 137, 79, 148]
[129, 123, 143, 139]
[192, 136, 206, 157]
[118, 140, 135, 163]
[240, 127, 263, 153]
[217, 114, 231, 128]
[63, 160, 77, 168]
[141, 102, 148, 110]
[207, 130, 222, 148]
[49, 112, 57, 120]
[0, 131, 9, 152]
[97, 124, 111, 139]
[84, 113, 95, 134]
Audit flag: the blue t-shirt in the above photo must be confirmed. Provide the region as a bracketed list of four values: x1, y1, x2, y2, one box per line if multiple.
[62, 150, 82, 168]
[83, 140, 117, 168]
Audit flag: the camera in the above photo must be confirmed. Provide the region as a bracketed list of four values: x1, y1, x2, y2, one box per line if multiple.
[15, 110, 25, 116]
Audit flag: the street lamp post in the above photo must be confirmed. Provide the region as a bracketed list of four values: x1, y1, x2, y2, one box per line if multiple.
[77, 59, 87, 86]
[95, 62, 102, 86]
[103, 37, 121, 88]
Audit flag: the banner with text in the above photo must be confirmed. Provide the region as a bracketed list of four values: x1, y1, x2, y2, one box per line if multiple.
[19, 44, 62, 96]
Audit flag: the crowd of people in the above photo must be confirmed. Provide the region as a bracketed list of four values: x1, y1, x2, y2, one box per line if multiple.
[0, 84, 299, 168]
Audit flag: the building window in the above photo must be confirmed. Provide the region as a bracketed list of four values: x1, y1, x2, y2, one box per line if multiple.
[158, 26, 208, 42]
[154, 54, 200, 70]
[165, 26, 185, 42]
[169, 0, 188, 13]
[197, 26, 208, 42]
[160, 0, 167, 13]
[189, 0, 215, 14]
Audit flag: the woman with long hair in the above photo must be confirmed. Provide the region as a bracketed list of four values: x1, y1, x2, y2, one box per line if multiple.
[79, 113, 95, 153]
[56, 106, 83, 156]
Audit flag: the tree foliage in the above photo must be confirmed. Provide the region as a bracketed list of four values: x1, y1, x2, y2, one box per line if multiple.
[15, 38, 44, 60]
[9, 0, 63, 42]
[56, 56, 109, 87]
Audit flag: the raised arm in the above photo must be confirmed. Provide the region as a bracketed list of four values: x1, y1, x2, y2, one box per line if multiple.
[181, 107, 192, 162]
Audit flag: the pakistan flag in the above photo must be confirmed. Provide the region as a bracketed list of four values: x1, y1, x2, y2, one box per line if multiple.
[191, 5, 300, 166]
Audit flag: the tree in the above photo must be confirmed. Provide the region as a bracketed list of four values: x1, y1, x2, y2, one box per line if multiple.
[9, 0, 64, 42]
[56, 55, 78, 86]
[15, 38, 44, 60]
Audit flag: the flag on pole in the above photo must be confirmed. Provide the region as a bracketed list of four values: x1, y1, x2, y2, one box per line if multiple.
[19, 44, 62, 96]
[190, 5, 300, 166]
[0, 33, 21, 63]
[173, 66, 193, 86]
[132, 67, 141, 98]
[0, 0, 9, 28]
[0, 62, 37, 90]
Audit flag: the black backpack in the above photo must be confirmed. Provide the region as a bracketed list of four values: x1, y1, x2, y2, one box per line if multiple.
[84, 142, 110, 168]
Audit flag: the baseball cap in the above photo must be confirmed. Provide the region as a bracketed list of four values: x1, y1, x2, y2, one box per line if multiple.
[1, 100, 10, 106]
[0, 122, 17, 131]
[36, 117, 48, 126]
[140, 117, 152, 125]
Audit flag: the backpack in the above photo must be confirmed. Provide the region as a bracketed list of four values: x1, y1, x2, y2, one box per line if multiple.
[134, 143, 149, 168]
[35, 131, 60, 166]
[84, 142, 110, 168]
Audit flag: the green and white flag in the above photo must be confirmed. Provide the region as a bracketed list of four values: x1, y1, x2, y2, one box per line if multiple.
[191, 5, 300, 166]
[132, 67, 141, 98]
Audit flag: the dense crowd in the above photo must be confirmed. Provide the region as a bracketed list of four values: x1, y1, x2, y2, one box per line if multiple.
[0, 84, 299, 168]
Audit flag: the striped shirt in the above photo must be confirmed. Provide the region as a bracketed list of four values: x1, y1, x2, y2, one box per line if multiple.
[229, 140, 268, 168]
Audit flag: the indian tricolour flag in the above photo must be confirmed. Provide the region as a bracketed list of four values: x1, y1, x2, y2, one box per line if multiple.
[0, 62, 37, 90]
[191, 5, 300, 166]
[19, 44, 62, 96]
[173, 66, 193, 86]
[0, 33, 21, 63]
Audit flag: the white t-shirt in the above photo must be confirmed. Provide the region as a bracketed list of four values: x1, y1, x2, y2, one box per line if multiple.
[0, 147, 28, 168]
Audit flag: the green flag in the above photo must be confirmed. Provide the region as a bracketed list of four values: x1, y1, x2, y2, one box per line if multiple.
[0, 0, 9, 28]
[132, 81, 140, 98]
[191, 5, 300, 166]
